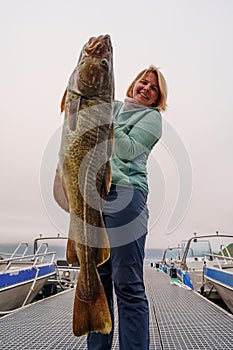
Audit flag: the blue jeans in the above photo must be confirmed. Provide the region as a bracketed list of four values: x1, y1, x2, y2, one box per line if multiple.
[87, 186, 149, 350]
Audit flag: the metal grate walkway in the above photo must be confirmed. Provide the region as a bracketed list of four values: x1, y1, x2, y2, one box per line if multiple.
[145, 269, 233, 350]
[0, 269, 232, 349]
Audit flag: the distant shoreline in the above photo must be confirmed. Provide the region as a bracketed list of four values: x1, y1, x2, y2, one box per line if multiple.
[0, 243, 164, 261]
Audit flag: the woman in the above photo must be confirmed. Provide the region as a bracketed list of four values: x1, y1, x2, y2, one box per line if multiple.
[87, 65, 167, 350]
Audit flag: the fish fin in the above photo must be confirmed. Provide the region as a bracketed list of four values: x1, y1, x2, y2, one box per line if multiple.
[66, 211, 81, 264]
[96, 216, 110, 266]
[109, 122, 114, 156]
[101, 160, 112, 201]
[96, 246, 110, 267]
[66, 238, 80, 265]
[101, 122, 114, 200]
[60, 89, 67, 113]
[73, 268, 112, 337]
[68, 97, 81, 131]
[53, 166, 70, 212]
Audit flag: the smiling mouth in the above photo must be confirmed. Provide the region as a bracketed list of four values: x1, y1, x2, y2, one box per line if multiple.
[139, 92, 149, 99]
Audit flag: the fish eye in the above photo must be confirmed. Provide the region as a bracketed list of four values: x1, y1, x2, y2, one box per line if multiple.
[100, 58, 109, 67]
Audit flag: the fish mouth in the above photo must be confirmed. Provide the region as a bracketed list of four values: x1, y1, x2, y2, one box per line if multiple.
[85, 35, 112, 57]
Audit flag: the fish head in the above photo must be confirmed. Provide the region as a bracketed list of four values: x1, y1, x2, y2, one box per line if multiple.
[69, 35, 114, 101]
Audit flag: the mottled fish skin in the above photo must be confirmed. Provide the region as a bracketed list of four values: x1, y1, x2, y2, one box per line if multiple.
[53, 34, 114, 337]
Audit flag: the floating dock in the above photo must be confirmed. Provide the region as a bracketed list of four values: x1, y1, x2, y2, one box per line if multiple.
[1, 269, 232, 349]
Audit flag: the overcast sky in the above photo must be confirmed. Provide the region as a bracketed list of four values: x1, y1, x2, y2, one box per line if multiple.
[0, 0, 233, 248]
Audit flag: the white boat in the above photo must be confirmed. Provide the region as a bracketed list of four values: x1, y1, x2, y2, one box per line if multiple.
[0, 242, 56, 315]
[177, 233, 233, 294]
[203, 253, 233, 313]
[156, 246, 182, 277]
[177, 235, 213, 291]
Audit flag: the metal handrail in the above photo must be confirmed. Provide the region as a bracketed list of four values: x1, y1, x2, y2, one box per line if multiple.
[33, 236, 68, 254]
[0, 252, 56, 272]
[34, 243, 49, 264]
[205, 253, 233, 260]
[0, 243, 30, 262]
[22, 267, 40, 307]
[204, 253, 233, 269]
[9, 242, 29, 260]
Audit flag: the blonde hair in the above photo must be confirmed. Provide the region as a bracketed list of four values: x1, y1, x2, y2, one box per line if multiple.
[126, 65, 168, 112]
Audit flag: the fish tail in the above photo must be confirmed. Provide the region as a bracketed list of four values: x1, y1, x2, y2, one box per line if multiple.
[73, 269, 112, 337]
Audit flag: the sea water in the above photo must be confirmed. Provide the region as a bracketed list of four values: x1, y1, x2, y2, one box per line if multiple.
[0, 243, 163, 266]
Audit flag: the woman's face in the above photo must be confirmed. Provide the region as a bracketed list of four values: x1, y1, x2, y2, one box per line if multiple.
[132, 72, 159, 107]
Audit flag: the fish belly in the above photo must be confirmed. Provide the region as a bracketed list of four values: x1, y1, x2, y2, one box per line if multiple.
[62, 102, 112, 336]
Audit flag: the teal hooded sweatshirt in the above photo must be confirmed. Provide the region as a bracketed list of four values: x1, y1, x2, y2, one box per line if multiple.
[111, 100, 162, 193]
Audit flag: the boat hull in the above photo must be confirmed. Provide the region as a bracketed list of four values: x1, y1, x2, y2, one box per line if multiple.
[0, 264, 56, 314]
[204, 266, 233, 313]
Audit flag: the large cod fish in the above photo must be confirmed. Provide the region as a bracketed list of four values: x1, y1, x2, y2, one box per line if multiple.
[53, 34, 114, 337]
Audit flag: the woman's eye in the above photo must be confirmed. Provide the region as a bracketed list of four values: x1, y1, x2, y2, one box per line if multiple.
[152, 86, 158, 91]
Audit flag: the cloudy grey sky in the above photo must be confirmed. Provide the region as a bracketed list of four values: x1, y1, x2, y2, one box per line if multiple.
[0, 0, 233, 248]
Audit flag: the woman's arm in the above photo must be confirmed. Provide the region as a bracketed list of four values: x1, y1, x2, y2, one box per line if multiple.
[114, 110, 162, 160]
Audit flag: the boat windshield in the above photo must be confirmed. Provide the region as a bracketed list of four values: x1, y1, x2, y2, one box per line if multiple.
[181, 240, 212, 258]
[164, 248, 181, 260]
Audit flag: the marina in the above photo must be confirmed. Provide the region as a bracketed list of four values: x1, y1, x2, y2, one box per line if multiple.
[1, 268, 232, 349]
[155, 234, 233, 312]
